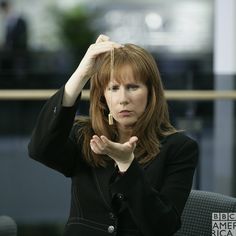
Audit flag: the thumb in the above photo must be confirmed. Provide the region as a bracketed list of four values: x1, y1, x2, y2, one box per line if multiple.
[128, 136, 138, 147]
[96, 34, 110, 43]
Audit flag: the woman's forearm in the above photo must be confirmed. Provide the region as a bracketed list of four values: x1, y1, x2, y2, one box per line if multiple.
[62, 68, 89, 107]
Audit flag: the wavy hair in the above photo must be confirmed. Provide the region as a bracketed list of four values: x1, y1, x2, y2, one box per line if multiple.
[76, 44, 176, 167]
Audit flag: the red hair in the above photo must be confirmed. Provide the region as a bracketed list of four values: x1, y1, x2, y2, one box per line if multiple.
[76, 44, 176, 166]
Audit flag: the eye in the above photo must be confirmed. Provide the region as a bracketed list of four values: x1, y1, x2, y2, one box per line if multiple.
[127, 84, 139, 90]
[108, 85, 119, 91]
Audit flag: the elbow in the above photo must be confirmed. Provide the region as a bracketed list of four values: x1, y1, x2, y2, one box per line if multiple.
[160, 208, 181, 235]
[28, 141, 38, 160]
[28, 140, 36, 160]
[140, 207, 181, 236]
[27, 138, 44, 161]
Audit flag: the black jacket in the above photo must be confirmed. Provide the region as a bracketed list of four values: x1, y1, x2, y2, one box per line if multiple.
[28, 87, 198, 236]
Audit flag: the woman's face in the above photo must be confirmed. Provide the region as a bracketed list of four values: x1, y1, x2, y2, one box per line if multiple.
[104, 65, 148, 129]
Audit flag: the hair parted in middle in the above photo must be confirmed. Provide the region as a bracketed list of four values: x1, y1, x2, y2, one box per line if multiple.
[75, 43, 176, 167]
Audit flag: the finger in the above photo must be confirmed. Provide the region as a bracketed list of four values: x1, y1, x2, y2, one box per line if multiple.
[86, 42, 123, 60]
[92, 135, 108, 152]
[100, 136, 117, 152]
[100, 135, 110, 145]
[129, 136, 138, 145]
[91, 41, 123, 54]
[90, 140, 96, 153]
[95, 34, 110, 43]
[100, 136, 120, 158]
[124, 136, 138, 150]
[90, 140, 103, 154]
[90, 141, 96, 153]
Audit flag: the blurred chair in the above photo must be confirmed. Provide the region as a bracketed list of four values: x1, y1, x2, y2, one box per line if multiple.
[174, 190, 236, 236]
[0, 216, 17, 236]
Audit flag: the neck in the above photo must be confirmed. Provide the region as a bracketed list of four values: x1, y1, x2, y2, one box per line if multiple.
[118, 125, 133, 143]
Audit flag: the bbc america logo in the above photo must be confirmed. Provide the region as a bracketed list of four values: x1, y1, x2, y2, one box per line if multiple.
[212, 213, 236, 236]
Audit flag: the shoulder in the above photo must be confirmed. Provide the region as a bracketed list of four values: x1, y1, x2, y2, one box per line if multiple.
[73, 116, 91, 130]
[162, 131, 197, 147]
[160, 131, 199, 161]
[71, 116, 92, 140]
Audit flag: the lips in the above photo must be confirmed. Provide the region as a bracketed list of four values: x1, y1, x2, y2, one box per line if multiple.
[119, 110, 132, 116]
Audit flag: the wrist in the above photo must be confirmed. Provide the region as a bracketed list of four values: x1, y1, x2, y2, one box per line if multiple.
[72, 68, 90, 85]
[115, 153, 134, 172]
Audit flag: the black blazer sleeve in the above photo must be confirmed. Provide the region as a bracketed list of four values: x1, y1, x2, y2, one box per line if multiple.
[28, 86, 81, 177]
[110, 135, 198, 236]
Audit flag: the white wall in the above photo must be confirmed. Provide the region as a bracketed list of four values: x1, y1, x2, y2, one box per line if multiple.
[0, 0, 212, 51]
[0, 0, 85, 50]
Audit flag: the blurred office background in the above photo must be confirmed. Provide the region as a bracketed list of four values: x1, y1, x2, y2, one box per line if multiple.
[0, 0, 235, 235]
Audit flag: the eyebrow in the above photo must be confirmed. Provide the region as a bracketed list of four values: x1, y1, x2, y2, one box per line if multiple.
[109, 81, 140, 85]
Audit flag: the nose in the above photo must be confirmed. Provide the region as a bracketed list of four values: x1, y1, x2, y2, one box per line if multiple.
[119, 87, 129, 106]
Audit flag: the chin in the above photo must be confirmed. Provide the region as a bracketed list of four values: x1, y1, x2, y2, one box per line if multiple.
[119, 120, 137, 127]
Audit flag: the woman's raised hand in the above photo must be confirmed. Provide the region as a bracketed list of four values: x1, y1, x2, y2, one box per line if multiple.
[77, 34, 123, 80]
[63, 34, 122, 107]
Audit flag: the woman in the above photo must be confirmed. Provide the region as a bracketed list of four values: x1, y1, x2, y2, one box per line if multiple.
[28, 35, 198, 236]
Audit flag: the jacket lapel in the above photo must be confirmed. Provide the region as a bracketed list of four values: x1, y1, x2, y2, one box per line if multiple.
[92, 161, 115, 210]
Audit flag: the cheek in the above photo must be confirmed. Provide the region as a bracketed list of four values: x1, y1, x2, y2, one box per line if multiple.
[137, 92, 148, 111]
[104, 91, 119, 108]
[104, 92, 114, 111]
[104, 91, 109, 105]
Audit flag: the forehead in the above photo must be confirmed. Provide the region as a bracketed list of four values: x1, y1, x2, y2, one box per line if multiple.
[110, 65, 139, 84]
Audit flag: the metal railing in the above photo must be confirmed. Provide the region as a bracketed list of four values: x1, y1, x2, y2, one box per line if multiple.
[1, 89, 236, 101]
